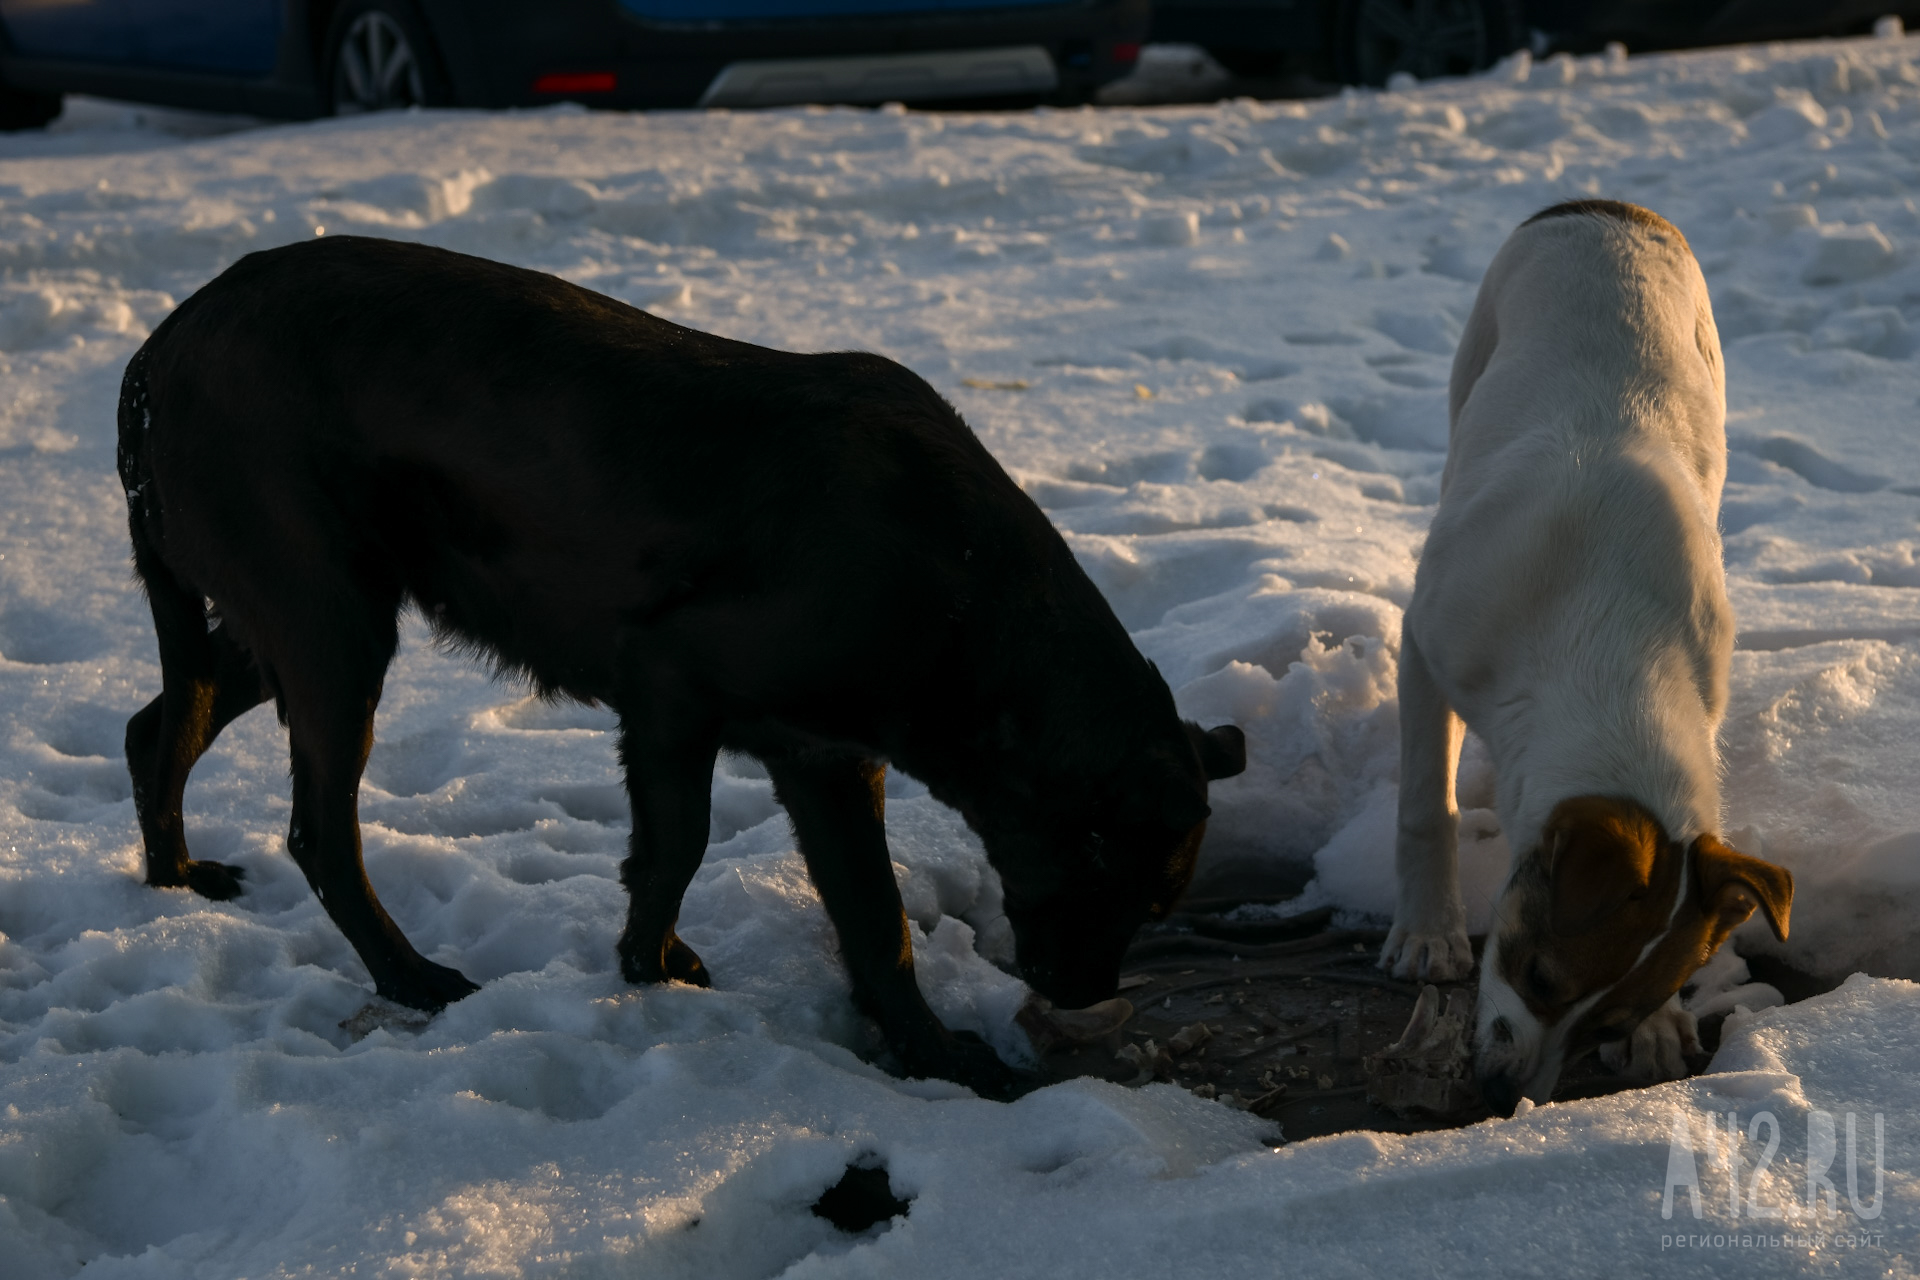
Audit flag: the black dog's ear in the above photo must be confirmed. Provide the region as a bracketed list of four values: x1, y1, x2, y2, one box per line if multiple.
[1159, 787, 1211, 834]
[1186, 722, 1247, 781]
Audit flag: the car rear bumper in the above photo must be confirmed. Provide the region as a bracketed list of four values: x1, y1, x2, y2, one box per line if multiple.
[422, 0, 1146, 108]
[698, 44, 1057, 107]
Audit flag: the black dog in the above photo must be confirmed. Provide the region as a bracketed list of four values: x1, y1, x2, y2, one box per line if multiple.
[118, 237, 1245, 1095]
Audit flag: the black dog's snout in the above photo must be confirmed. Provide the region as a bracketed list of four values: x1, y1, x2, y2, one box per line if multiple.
[1016, 957, 1117, 1012]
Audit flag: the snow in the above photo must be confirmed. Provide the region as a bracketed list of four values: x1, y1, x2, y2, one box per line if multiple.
[4, 32, 1920, 1276]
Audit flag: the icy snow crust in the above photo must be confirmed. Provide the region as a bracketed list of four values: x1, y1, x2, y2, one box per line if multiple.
[2, 39, 1918, 1275]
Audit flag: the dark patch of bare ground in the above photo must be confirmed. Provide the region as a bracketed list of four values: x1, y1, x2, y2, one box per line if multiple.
[813, 1163, 911, 1233]
[1031, 902, 1838, 1143]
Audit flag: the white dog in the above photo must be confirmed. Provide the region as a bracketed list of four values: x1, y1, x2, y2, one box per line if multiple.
[1380, 200, 1794, 1114]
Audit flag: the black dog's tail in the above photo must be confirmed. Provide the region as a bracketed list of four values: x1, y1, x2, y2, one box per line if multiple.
[116, 343, 167, 582]
[116, 341, 190, 607]
[118, 341, 203, 615]
[116, 344, 151, 507]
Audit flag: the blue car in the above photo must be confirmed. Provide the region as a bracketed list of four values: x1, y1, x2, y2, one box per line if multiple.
[0, 0, 1147, 129]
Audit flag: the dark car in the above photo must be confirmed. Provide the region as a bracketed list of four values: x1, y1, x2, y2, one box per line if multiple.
[1154, 0, 1920, 88]
[0, 0, 1147, 130]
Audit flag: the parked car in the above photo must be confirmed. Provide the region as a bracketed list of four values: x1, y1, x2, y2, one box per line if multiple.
[0, 0, 1147, 130]
[1153, 0, 1920, 87]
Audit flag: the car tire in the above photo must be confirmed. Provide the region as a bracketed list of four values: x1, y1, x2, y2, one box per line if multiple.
[1336, 0, 1523, 87]
[325, 0, 449, 114]
[0, 85, 62, 132]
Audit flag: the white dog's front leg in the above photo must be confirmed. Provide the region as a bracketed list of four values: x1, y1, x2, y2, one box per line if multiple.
[1600, 995, 1702, 1081]
[1382, 626, 1474, 982]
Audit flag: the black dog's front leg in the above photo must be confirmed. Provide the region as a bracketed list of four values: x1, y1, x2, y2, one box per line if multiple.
[767, 753, 1027, 1099]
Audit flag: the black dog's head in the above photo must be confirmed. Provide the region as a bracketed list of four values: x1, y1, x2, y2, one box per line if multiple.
[993, 721, 1246, 1009]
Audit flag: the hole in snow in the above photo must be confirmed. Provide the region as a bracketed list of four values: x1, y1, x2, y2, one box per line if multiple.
[810, 1161, 911, 1234]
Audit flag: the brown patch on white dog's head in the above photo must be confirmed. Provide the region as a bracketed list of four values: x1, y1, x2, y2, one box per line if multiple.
[1491, 798, 1680, 1025]
[1473, 796, 1794, 1113]
[1554, 830, 1792, 1056]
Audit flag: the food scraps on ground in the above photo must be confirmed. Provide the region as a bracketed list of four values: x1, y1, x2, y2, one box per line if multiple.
[1363, 984, 1479, 1117]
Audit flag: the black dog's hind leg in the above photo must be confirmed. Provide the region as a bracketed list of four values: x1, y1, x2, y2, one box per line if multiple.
[279, 639, 480, 1013]
[126, 566, 269, 900]
[766, 754, 1027, 1099]
[615, 696, 721, 988]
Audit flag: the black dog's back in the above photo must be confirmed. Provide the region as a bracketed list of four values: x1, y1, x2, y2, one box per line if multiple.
[127, 238, 1052, 725]
[118, 237, 1245, 1094]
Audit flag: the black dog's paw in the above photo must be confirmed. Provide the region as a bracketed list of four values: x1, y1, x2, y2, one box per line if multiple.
[664, 936, 711, 988]
[153, 858, 248, 901]
[381, 960, 481, 1014]
[908, 1030, 1038, 1102]
[619, 933, 712, 988]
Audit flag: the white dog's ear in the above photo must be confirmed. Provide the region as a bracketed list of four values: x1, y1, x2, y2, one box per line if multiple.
[1692, 834, 1793, 941]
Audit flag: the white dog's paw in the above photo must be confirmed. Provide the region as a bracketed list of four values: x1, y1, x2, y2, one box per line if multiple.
[1599, 998, 1701, 1082]
[1379, 921, 1475, 983]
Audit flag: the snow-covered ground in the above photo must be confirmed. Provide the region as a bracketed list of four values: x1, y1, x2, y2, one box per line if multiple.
[4, 34, 1920, 1277]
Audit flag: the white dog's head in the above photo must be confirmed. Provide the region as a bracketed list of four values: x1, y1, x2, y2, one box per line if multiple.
[1473, 797, 1792, 1114]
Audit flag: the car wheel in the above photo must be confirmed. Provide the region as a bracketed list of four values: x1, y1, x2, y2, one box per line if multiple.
[0, 86, 62, 132]
[326, 0, 446, 114]
[1337, 0, 1522, 86]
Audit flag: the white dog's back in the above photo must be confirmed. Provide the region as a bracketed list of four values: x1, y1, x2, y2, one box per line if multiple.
[1414, 201, 1731, 847]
